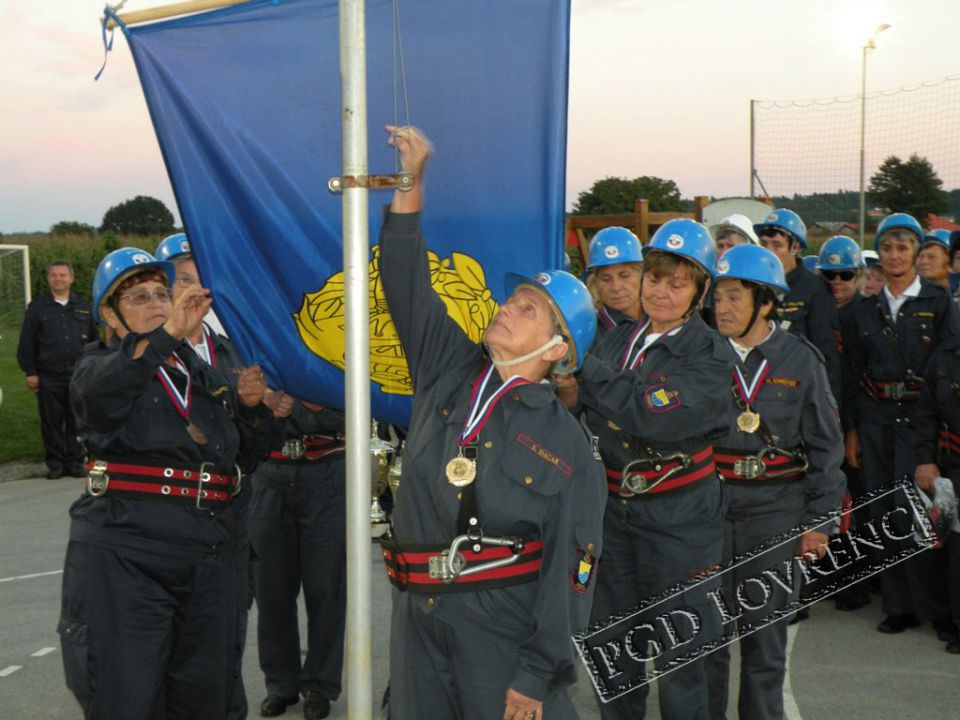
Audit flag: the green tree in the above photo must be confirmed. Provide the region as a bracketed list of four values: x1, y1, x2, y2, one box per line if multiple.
[572, 176, 683, 215]
[868, 154, 948, 225]
[99, 195, 176, 236]
[50, 220, 96, 236]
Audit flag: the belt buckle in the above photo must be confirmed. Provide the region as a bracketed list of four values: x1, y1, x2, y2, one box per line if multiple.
[282, 438, 305, 460]
[86, 460, 109, 497]
[428, 550, 466, 583]
[196, 461, 217, 511]
[733, 455, 765, 479]
[889, 381, 906, 400]
[621, 470, 650, 495]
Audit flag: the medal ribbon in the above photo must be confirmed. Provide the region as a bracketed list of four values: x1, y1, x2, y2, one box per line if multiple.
[599, 306, 617, 330]
[620, 319, 652, 370]
[733, 358, 770, 407]
[459, 362, 529, 446]
[202, 325, 217, 367]
[156, 352, 192, 421]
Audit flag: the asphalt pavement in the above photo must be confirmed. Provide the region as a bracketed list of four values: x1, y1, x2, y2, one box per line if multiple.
[1, 473, 958, 719]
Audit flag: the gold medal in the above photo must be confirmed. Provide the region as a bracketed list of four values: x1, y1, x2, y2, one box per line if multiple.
[186, 421, 209, 445]
[446, 455, 476, 487]
[737, 410, 761, 434]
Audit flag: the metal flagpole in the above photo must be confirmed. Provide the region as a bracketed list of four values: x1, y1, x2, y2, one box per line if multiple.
[339, 1, 373, 718]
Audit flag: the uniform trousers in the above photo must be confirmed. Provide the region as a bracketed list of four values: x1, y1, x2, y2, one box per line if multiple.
[387, 590, 578, 720]
[705, 483, 804, 720]
[859, 421, 948, 620]
[591, 477, 727, 720]
[249, 457, 346, 701]
[37, 373, 84, 470]
[59, 536, 248, 720]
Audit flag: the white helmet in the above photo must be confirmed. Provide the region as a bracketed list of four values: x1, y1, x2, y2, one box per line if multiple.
[710, 213, 759, 245]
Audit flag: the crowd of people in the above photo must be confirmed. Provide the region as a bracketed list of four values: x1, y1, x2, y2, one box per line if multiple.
[12, 124, 960, 720]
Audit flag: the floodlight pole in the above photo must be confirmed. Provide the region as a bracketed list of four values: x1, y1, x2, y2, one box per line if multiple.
[859, 23, 891, 250]
[339, 1, 373, 719]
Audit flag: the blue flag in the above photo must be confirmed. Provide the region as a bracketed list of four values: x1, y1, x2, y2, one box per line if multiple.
[122, 0, 570, 426]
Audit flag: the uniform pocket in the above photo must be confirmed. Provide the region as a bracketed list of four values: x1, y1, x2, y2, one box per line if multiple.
[499, 437, 565, 497]
[57, 614, 92, 697]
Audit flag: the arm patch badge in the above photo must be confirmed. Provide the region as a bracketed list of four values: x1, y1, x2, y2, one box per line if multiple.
[572, 548, 595, 593]
[644, 385, 680, 413]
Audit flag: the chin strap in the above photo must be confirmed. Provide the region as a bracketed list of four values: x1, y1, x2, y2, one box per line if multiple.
[490, 334, 565, 368]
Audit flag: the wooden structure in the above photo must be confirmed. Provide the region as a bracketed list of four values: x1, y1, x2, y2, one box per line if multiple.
[566, 196, 710, 265]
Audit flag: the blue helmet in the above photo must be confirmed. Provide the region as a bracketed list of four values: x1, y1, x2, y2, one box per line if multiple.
[818, 236, 863, 271]
[801, 255, 819, 271]
[714, 244, 789, 295]
[503, 270, 597, 373]
[155, 232, 192, 263]
[923, 229, 952, 250]
[92, 247, 175, 324]
[754, 208, 807, 248]
[875, 212, 924, 250]
[645, 218, 717, 277]
[587, 227, 643, 270]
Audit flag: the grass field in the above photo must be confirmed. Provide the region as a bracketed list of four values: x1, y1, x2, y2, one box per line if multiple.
[0, 320, 43, 463]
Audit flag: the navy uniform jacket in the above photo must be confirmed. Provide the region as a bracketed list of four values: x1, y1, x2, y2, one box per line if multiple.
[781, 263, 842, 402]
[714, 326, 844, 527]
[69, 326, 271, 554]
[596, 305, 633, 342]
[198, 321, 243, 376]
[837, 292, 863, 329]
[17, 292, 96, 377]
[379, 209, 606, 702]
[842, 278, 960, 431]
[915, 336, 960, 473]
[578, 312, 735, 471]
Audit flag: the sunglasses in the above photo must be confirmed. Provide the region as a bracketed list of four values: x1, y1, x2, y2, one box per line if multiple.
[117, 287, 174, 305]
[821, 270, 856, 282]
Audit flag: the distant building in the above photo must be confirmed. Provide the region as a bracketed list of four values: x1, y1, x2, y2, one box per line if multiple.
[926, 214, 960, 232]
[808, 221, 858, 238]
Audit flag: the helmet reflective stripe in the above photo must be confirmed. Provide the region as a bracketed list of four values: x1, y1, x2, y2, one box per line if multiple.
[647, 218, 717, 277]
[502, 270, 597, 373]
[818, 235, 863, 270]
[753, 208, 808, 248]
[587, 227, 643, 270]
[875, 213, 923, 251]
[92, 247, 175, 324]
[713, 244, 789, 294]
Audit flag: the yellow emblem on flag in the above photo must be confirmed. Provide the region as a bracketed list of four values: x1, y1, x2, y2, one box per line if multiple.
[293, 247, 499, 395]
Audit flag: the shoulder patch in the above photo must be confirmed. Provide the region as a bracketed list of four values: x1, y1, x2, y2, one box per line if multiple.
[572, 547, 596, 593]
[644, 384, 680, 413]
[515, 433, 573, 476]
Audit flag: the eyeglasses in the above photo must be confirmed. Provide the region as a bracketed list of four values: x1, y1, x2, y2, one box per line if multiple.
[117, 287, 174, 305]
[174, 275, 200, 287]
[821, 270, 856, 282]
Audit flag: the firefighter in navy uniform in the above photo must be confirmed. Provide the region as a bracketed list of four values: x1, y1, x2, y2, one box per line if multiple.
[914, 333, 960, 653]
[573, 218, 734, 720]
[17, 260, 97, 478]
[704, 245, 844, 720]
[60, 248, 271, 720]
[843, 212, 960, 634]
[248, 399, 347, 720]
[379, 126, 605, 720]
[156, 233, 244, 373]
[816, 236, 874, 612]
[585, 226, 644, 339]
[755, 209, 841, 403]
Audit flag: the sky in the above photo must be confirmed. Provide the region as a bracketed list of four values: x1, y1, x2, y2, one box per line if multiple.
[1, 0, 958, 233]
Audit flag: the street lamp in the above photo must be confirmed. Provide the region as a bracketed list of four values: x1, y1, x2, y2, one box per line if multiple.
[859, 23, 891, 249]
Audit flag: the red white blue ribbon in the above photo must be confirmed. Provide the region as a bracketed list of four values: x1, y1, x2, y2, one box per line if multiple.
[156, 352, 192, 420]
[620, 319, 652, 370]
[459, 362, 529, 446]
[733, 358, 770, 406]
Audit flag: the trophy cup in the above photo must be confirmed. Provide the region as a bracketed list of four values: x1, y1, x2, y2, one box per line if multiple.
[388, 440, 404, 497]
[369, 422, 394, 524]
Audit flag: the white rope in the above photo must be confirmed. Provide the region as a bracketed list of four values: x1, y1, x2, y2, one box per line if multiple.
[489, 334, 564, 368]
